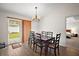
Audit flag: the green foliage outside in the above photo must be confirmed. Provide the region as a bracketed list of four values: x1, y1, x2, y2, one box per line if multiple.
[9, 32, 20, 39]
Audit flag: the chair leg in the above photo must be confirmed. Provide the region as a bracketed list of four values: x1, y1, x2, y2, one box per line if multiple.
[33, 44, 35, 51]
[49, 48, 52, 55]
[40, 47, 42, 56]
[58, 47, 60, 55]
[35, 44, 37, 52]
[54, 48, 56, 56]
[29, 40, 32, 48]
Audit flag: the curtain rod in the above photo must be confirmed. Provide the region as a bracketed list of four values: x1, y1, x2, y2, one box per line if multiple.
[6, 16, 24, 20]
[6, 16, 32, 21]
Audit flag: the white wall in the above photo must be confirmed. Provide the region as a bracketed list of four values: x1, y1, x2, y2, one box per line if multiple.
[31, 21, 39, 33]
[39, 4, 79, 46]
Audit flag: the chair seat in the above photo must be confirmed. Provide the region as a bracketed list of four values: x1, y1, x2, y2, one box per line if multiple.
[49, 44, 58, 48]
[36, 42, 45, 47]
[49, 44, 55, 48]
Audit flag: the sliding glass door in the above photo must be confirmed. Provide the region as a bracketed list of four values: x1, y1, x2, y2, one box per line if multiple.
[8, 19, 22, 44]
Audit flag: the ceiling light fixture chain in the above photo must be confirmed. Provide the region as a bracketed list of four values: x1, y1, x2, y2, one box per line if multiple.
[32, 6, 40, 22]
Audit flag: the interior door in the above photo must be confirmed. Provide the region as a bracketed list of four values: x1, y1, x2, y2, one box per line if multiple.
[22, 20, 31, 43]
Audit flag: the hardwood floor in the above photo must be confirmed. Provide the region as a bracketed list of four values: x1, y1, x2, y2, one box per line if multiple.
[66, 37, 79, 49]
[0, 43, 79, 56]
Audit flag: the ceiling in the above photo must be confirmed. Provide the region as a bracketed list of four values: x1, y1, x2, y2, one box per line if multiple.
[0, 3, 79, 19]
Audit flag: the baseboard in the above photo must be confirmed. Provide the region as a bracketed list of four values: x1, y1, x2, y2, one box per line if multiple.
[59, 43, 66, 47]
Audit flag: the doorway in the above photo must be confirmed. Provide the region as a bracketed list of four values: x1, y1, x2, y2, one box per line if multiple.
[66, 16, 79, 49]
[8, 18, 31, 45]
[8, 19, 22, 44]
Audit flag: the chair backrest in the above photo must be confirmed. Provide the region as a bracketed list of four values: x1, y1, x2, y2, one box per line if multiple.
[29, 31, 34, 35]
[35, 33, 41, 40]
[41, 31, 46, 36]
[35, 33, 43, 44]
[56, 33, 61, 40]
[29, 31, 35, 40]
[28, 31, 35, 44]
[46, 32, 53, 39]
[48, 37, 55, 44]
[55, 33, 61, 45]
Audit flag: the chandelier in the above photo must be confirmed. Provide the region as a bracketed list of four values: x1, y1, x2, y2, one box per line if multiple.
[32, 6, 40, 21]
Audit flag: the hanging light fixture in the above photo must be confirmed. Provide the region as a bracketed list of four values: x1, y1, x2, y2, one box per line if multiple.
[32, 6, 40, 21]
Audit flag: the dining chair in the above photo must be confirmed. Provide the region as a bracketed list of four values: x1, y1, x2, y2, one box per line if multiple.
[41, 31, 47, 36]
[46, 32, 53, 39]
[35, 33, 45, 56]
[48, 33, 61, 56]
[28, 31, 36, 50]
